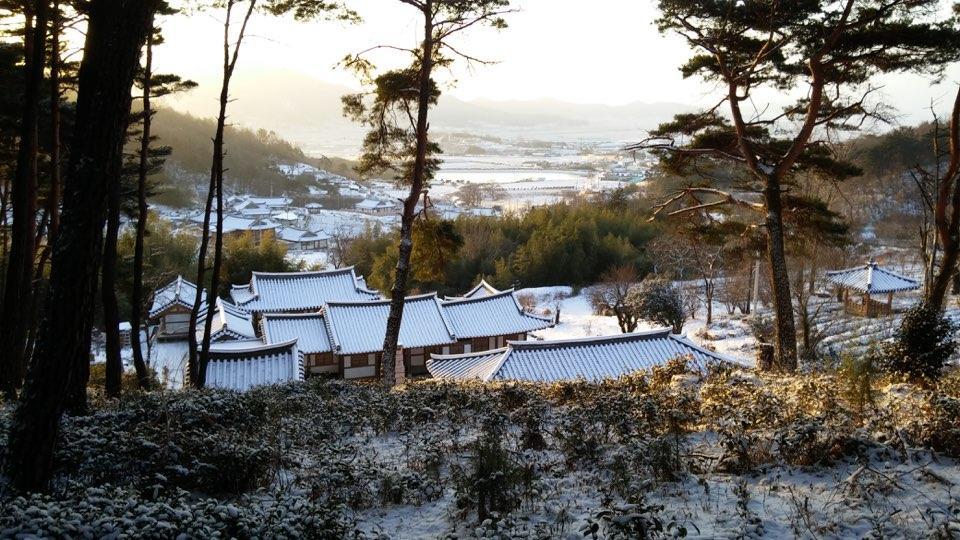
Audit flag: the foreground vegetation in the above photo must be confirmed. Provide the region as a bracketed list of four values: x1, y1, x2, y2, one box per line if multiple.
[1, 363, 958, 538]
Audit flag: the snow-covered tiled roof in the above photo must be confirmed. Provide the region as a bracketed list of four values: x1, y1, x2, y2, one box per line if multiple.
[206, 339, 304, 391]
[424, 348, 506, 380]
[446, 279, 501, 300]
[273, 211, 299, 221]
[427, 330, 743, 383]
[249, 196, 292, 208]
[277, 227, 321, 243]
[826, 262, 920, 294]
[261, 312, 331, 355]
[441, 290, 554, 339]
[238, 206, 272, 217]
[220, 215, 279, 233]
[324, 293, 457, 355]
[149, 275, 205, 318]
[230, 267, 380, 313]
[198, 298, 257, 342]
[356, 199, 395, 210]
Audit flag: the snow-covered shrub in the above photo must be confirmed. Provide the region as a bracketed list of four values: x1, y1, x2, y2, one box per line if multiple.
[882, 302, 957, 383]
[453, 414, 528, 523]
[909, 394, 960, 457]
[635, 280, 686, 334]
[0, 484, 357, 538]
[838, 352, 880, 420]
[581, 496, 690, 539]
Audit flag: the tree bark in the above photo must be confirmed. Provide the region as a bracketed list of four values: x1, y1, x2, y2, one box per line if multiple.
[381, 4, 434, 387]
[0, 0, 48, 398]
[763, 177, 798, 371]
[102, 157, 122, 398]
[5, 0, 158, 493]
[927, 86, 960, 311]
[130, 25, 154, 389]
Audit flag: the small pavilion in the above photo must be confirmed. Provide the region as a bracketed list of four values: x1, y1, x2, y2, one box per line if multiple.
[825, 261, 920, 317]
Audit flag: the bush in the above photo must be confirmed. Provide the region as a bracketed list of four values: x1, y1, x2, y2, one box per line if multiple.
[882, 303, 957, 383]
[838, 352, 878, 420]
[634, 280, 686, 333]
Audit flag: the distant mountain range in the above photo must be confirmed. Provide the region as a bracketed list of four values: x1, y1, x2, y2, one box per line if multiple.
[164, 70, 692, 155]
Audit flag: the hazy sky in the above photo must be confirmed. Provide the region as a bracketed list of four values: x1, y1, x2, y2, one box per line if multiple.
[152, 0, 960, 122]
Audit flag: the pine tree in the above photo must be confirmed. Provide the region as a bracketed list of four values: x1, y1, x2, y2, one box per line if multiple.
[5, 0, 162, 492]
[633, 0, 960, 370]
[342, 0, 514, 386]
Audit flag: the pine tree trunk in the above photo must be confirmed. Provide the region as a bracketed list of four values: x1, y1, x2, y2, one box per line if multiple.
[5, 0, 158, 493]
[928, 87, 960, 312]
[130, 26, 154, 389]
[0, 0, 48, 398]
[764, 177, 798, 371]
[188, 175, 215, 386]
[195, 0, 256, 387]
[103, 166, 122, 398]
[381, 6, 434, 387]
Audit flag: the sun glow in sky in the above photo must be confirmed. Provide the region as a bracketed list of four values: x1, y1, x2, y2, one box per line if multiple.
[152, 0, 960, 124]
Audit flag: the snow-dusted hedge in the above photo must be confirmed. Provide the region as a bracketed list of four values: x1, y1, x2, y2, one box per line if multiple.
[0, 368, 959, 537]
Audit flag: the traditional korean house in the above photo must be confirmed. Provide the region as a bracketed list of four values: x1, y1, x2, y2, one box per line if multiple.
[355, 199, 397, 215]
[198, 297, 258, 342]
[148, 275, 205, 339]
[261, 312, 337, 377]
[205, 339, 304, 391]
[221, 215, 278, 246]
[248, 196, 292, 209]
[148, 277, 259, 389]
[440, 289, 554, 353]
[277, 227, 328, 251]
[305, 202, 323, 214]
[826, 261, 920, 317]
[147, 276, 204, 389]
[445, 279, 501, 300]
[427, 330, 742, 383]
[323, 293, 457, 378]
[230, 267, 380, 316]
[118, 321, 132, 348]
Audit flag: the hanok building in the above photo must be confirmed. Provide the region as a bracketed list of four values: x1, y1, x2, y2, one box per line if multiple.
[323, 293, 458, 378]
[205, 339, 304, 392]
[220, 215, 279, 246]
[147, 276, 259, 388]
[258, 287, 555, 380]
[261, 312, 336, 377]
[277, 227, 329, 251]
[427, 330, 741, 383]
[199, 297, 258, 343]
[149, 275, 206, 339]
[441, 289, 555, 353]
[446, 279, 501, 300]
[230, 267, 380, 316]
[826, 261, 921, 317]
[355, 199, 397, 216]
